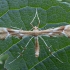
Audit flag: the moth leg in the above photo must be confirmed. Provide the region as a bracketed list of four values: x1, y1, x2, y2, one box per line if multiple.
[39, 36, 63, 63]
[10, 26, 22, 30]
[39, 36, 50, 51]
[9, 36, 34, 64]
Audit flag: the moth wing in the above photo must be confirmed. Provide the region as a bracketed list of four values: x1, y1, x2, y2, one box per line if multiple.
[0, 27, 10, 39]
[0, 28, 29, 39]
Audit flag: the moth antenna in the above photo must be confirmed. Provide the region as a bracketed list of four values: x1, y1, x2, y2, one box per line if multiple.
[29, 27, 34, 31]
[30, 8, 40, 27]
[30, 23, 34, 28]
[39, 36, 63, 63]
[30, 9, 37, 27]
[36, 8, 40, 27]
[9, 36, 34, 64]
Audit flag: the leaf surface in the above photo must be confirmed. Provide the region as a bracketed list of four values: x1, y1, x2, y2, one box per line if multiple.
[0, 0, 70, 70]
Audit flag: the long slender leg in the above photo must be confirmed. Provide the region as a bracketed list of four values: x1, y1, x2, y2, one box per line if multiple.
[39, 36, 51, 52]
[39, 36, 63, 63]
[35, 36, 39, 57]
[10, 26, 22, 30]
[9, 36, 34, 64]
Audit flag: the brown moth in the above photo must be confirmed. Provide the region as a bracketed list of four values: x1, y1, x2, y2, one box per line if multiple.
[0, 8, 69, 64]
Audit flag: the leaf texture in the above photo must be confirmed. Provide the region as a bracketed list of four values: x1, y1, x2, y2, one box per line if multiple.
[0, 0, 70, 70]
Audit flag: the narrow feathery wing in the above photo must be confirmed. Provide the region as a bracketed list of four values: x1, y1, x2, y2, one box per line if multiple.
[0, 27, 28, 39]
[41, 25, 70, 37]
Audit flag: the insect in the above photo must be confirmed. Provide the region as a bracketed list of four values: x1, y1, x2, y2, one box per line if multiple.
[0, 8, 70, 64]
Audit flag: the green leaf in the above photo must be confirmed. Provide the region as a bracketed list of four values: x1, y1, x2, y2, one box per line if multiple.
[0, 0, 70, 70]
[0, 54, 8, 70]
[62, 0, 70, 3]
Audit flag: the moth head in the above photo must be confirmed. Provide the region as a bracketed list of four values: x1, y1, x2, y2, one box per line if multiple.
[33, 26, 38, 30]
